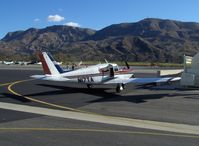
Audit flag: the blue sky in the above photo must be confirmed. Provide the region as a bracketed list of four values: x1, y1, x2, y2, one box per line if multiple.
[0, 0, 199, 39]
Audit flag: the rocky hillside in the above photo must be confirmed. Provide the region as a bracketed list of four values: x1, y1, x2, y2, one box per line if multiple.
[1, 18, 199, 63]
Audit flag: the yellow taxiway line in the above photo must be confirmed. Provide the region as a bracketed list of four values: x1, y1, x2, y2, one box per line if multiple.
[7, 80, 88, 113]
[0, 79, 34, 87]
[6, 79, 199, 136]
[0, 82, 13, 87]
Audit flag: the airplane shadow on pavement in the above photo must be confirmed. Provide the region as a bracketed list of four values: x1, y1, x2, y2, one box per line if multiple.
[0, 93, 31, 103]
[1, 83, 199, 104]
[24, 83, 170, 103]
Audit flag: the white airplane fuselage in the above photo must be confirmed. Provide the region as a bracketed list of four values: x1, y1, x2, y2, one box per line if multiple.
[32, 52, 181, 93]
[3, 61, 14, 65]
[56, 63, 133, 84]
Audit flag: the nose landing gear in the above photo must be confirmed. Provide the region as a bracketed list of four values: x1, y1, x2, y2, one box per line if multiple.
[87, 84, 94, 89]
[116, 83, 125, 93]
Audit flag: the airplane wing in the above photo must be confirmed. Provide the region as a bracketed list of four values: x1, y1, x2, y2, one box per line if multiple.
[103, 77, 181, 84]
[126, 77, 181, 84]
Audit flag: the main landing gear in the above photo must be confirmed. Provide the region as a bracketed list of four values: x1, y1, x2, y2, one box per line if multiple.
[116, 83, 125, 93]
[87, 84, 94, 89]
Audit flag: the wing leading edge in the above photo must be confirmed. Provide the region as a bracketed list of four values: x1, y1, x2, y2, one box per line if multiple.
[126, 77, 181, 84]
[103, 77, 181, 84]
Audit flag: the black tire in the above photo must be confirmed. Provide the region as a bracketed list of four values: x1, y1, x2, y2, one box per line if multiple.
[116, 86, 121, 93]
[87, 84, 93, 89]
[116, 83, 125, 93]
[122, 83, 126, 89]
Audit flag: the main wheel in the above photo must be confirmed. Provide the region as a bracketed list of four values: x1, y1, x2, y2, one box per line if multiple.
[116, 84, 124, 93]
[122, 83, 126, 89]
[87, 84, 93, 89]
[116, 86, 120, 93]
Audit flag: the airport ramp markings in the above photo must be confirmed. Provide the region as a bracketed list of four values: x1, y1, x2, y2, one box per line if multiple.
[0, 83, 10, 87]
[6, 78, 199, 136]
[0, 102, 198, 136]
[0, 79, 34, 87]
[8, 80, 86, 113]
[0, 82, 14, 87]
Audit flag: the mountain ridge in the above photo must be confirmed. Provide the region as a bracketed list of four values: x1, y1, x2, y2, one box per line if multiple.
[0, 18, 199, 62]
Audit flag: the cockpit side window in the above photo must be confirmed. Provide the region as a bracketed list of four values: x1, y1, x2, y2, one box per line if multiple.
[113, 66, 119, 71]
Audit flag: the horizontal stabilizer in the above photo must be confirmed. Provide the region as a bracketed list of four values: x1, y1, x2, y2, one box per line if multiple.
[31, 75, 70, 82]
[31, 75, 46, 79]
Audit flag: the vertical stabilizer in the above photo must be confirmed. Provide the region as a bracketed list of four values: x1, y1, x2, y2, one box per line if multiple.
[38, 51, 61, 75]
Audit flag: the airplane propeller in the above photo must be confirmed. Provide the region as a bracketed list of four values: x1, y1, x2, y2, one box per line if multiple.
[104, 59, 108, 63]
[125, 61, 130, 69]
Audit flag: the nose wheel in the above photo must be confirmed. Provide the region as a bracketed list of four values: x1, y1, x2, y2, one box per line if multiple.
[116, 83, 125, 93]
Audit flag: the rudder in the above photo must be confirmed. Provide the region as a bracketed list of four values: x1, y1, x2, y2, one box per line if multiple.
[37, 51, 61, 75]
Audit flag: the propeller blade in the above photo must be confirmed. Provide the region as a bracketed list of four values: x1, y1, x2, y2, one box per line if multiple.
[104, 59, 108, 63]
[125, 61, 130, 69]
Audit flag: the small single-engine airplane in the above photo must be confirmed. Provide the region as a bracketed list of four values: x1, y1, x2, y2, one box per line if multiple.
[3, 61, 14, 65]
[31, 52, 181, 93]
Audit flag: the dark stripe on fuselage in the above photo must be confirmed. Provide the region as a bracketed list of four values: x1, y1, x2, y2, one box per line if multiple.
[47, 52, 64, 73]
[55, 64, 64, 73]
[62, 70, 133, 79]
[47, 53, 56, 61]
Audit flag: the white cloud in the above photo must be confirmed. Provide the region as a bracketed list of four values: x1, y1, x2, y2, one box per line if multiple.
[64, 22, 81, 27]
[47, 14, 65, 22]
[34, 18, 40, 22]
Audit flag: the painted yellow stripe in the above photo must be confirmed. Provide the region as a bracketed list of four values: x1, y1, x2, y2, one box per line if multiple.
[0, 79, 33, 87]
[8, 80, 88, 113]
[0, 127, 198, 139]
[0, 82, 13, 87]
[7, 79, 109, 115]
[7, 79, 199, 135]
